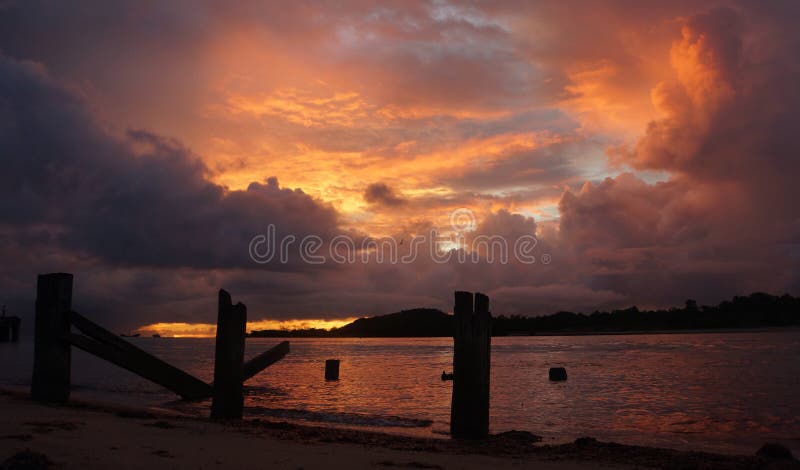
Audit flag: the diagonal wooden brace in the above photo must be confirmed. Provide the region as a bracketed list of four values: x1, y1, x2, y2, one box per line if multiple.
[243, 341, 290, 382]
[69, 310, 288, 401]
[68, 311, 212, 401]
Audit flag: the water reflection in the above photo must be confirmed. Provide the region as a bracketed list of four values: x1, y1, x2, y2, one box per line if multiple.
[1, 332, 798, 455]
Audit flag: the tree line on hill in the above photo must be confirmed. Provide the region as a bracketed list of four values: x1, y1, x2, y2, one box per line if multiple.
[248, 292, 800, 338]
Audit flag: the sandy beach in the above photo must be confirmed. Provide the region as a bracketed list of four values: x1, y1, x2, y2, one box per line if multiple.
[1, 392, 795, 470]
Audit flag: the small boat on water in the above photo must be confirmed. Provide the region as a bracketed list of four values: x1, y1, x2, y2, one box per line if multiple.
[120, 332, 140, 338]
[152, 334, 161, 338]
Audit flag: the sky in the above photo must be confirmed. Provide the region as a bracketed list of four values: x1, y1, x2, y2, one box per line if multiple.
[1, 0, 799, 335]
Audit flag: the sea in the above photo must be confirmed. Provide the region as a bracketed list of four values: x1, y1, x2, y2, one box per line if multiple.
[2, 331, 798, 456]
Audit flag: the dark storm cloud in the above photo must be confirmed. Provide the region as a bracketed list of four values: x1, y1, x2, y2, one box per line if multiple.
[0, 56, 339, 269]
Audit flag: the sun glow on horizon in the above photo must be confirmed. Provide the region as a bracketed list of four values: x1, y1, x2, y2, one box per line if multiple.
[139, 317, 359, 338]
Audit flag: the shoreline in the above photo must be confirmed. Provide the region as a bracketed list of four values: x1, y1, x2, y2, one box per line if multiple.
[247, 326, 800, 339]
[519, 326, 800, 337]
[10, 326, 799, 342]
[1, 391, 793, 469]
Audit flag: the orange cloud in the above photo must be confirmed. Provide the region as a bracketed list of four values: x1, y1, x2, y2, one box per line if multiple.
[562, 59, 660, 138]
[6, 0, 797, 332]
[140, 317, 358, 338]
[226, 88, 374, 128]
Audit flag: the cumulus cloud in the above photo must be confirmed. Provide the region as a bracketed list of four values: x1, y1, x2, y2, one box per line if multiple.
[559, 3, 800, 304]
[1, 1, 799, 332]
[559, 174, 714, 250]
[470, 209, 537, 243]
[0, 54, 560, 330]
[0, 55, 340, 269]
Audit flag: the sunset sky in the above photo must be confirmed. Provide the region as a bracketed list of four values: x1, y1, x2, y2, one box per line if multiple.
[1, 1, 799, 335]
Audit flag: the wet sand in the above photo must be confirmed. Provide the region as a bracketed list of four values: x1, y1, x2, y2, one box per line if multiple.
[0, 392, 794, 469]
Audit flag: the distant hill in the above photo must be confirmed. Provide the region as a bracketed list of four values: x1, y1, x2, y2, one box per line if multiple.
[247, 292, 800, 338]
[249, 308, 452, 338]
[333, 308, 452, 337]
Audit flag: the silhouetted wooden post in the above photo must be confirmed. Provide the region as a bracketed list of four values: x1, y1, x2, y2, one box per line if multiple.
[31, 273, 73, 403]
[325, 359, 340, 380]
[450, 291, 491, 438]
[211, 289, 246, 419]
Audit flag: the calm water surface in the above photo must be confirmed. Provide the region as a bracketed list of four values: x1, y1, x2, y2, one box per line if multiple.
[2, 332, 798, 455]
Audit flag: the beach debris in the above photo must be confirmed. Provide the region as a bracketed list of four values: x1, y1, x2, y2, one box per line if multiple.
[0, 434, 32, 442]
[325, 359, 340, 380]
[146, 420, 177, 429]
[374, 460, 444, 469]
[493, 430, 543, 444]
[115, 409, 157, 419]
[23, 420, 80, 434]
[1, 450, 53, 470]
[756, 443, 794, 460]
[549, 367, 568, 381]
[150, 449, 175, 459]
[450, 291, 492, 439]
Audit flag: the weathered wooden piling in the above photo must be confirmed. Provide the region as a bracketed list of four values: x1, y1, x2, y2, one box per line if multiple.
[211, 289, 247, 419]
[325, 359, 340, 380]
[450, 291, 491, 438]
[31, 273, 73, 403]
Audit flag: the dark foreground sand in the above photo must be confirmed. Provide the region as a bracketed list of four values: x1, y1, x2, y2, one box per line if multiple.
[0, 392, 796, 470]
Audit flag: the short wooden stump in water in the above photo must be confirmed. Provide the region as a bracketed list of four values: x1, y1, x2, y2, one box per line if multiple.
[325, 359, 340, 381]
[549, 367, 568, 381]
